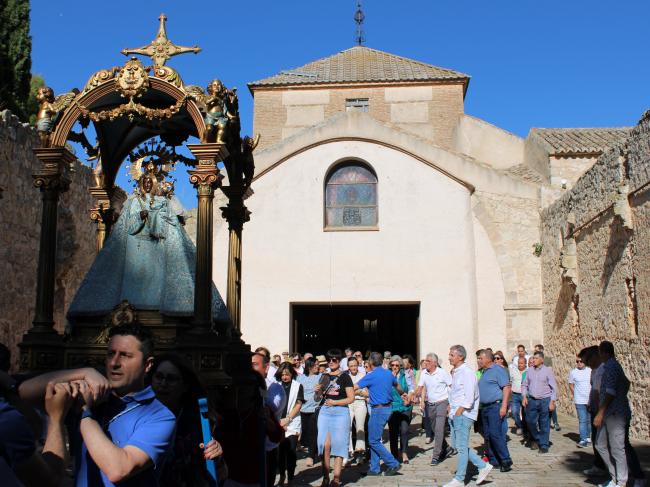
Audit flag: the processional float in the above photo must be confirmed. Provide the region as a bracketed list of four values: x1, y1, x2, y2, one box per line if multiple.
[20, 15, 261, 424]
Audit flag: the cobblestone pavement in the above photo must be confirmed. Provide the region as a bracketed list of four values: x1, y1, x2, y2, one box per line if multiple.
[286, 412, 650, 486]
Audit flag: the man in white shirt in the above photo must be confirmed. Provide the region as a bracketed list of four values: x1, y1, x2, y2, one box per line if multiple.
[568, 354, 592, 447]
[509, 356, 527, 435]
[511, 344, 530, 366]
[340, 348, 353, 371]
[414, 353, 452, 465]
[442, 345, 492, 487]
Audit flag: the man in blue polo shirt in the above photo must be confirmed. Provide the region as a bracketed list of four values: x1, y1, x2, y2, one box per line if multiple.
[356, 351, 406, 477]
[19, 323, 176, 486]
[477, 349, 512, 472]
[74, 323, 175, 486]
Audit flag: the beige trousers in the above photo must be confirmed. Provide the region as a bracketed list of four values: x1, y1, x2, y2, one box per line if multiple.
[349, 399, 368, 451]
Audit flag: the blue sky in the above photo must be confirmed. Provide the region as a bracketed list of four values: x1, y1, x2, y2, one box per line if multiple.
[30, 0, 650, 207]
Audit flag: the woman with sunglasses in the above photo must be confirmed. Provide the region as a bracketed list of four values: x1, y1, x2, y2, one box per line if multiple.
[314, 349, 355, 487]
[149, 353, 226, 487]
[493, 352, 509, 368]
[388, 355, 413, 464]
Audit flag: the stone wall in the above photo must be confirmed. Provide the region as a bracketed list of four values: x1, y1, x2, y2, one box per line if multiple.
[540, 110, 650, 440]
[252, 83, 465, 151]
[0, 110, 97, 371]
[472, 190, 544, 352]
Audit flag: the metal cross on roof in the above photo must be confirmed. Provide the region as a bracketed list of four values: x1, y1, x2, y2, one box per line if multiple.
[121, 14, 201, 67]
[354, 0, 365, 46]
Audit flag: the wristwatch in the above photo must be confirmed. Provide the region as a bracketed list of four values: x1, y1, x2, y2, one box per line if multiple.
[81, 407, 94, 421]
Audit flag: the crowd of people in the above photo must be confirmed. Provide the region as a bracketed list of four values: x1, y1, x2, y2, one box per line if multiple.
[253, 342, 646, 487]
[0, 333, 646, 487]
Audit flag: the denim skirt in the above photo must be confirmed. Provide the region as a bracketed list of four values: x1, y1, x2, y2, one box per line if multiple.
[317, 405, 351, 458]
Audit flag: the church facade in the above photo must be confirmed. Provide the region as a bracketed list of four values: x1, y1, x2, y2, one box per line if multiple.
[212, 46, 629, 359]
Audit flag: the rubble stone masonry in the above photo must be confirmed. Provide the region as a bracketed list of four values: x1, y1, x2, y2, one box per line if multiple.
[0, 110, 97, 371]
[541, 109, 650, 440]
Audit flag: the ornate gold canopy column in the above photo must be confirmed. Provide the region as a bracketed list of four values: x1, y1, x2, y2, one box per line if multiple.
[19, 147, 74, 370]
[89, 187, 116, 252]
[187, 143, 227, 329]
[220, 187, 250, 333]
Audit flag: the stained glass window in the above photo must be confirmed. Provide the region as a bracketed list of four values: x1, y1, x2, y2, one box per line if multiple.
[325, 162, 378, 229]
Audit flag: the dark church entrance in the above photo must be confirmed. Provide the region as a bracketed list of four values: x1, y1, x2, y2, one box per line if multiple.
[291, 303, 419, 359]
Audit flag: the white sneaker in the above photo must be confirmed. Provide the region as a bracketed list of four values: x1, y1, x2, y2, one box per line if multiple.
[442, 479, 464, 487]
[584, 465, 606, 476]
[597, 481, 614, 487]
[476, 463, 493, 485]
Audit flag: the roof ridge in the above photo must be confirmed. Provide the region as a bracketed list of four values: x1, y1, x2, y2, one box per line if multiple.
[248, 45, 470, 89]
[339, 45, 470, 78]
[531, 126, 632, 131]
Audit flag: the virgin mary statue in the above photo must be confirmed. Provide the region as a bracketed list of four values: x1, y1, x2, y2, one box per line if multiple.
[67, 166, 229, 324]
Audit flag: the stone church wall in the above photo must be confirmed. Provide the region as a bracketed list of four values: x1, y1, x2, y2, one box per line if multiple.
[0, 110, 97, 371]
[540, 110, 650, 440]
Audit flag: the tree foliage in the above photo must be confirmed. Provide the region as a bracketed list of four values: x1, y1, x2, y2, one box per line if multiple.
[26, 73, 44, 124]
[0, 0, 32, 120]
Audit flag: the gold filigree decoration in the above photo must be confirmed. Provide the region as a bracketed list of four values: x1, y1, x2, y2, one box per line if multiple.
[94, 300, 138, 344]
[121, 13, 201, 68]
[127, 140, 176, 182]
[75, 96, 186, 123]
[151, 65, 184, 88]
[82, 67, 119, 93]
[117, 58, 150, 99]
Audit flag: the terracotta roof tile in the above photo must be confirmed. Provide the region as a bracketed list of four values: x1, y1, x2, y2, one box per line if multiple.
[529, 127, 631, 155]
[249, 46, 469, 89]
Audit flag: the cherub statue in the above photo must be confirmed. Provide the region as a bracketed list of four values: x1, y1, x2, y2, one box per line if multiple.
[186, 79, 237, 144]
[35, 86, 78, 146]
[241, 134, 260, 189]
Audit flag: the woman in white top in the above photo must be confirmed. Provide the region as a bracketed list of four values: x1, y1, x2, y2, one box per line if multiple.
[346, 357, 367, 463]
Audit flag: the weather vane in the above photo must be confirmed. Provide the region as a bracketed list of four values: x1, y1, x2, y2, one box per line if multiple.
[354, 0, 365, 46]
[121, 13, 201, 67]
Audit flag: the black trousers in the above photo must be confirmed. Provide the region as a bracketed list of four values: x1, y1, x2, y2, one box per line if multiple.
[266, 447, 278, 487]
[300, 412, 318, 461]
[388, 411, 411, 459]
[278, 435, 299, 480]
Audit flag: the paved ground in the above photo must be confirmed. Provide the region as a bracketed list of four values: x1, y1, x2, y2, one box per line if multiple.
[286, 411, 650, 486]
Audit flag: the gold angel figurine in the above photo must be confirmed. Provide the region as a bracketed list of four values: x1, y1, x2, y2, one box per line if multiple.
[35, 86, 79, 146]
[186, 79, 237, 144]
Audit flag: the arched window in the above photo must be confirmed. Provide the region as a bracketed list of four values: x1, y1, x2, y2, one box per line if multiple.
[325, 161, 378, 229]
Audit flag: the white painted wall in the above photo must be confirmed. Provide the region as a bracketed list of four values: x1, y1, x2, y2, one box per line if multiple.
[222, 140, 505, 359]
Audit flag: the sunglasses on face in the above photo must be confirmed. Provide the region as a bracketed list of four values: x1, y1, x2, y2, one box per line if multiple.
[495, 356, 504, 361]
[576, 359, 583, 363]
[328, 358, 339, 363]
[390, 363, 400, 368]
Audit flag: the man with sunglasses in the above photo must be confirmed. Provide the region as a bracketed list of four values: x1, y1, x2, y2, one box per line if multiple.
[568, 355, 592, 448]
[356, 352, 406, 477]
